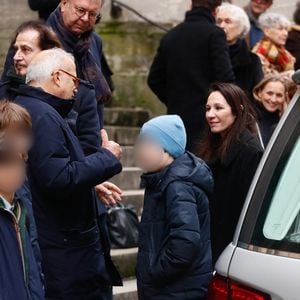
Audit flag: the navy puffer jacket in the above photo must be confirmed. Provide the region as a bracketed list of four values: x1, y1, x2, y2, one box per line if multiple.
[137, 152, 214, 300]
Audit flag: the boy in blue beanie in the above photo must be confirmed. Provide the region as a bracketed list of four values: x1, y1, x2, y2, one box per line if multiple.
[135, 115, 214, 300]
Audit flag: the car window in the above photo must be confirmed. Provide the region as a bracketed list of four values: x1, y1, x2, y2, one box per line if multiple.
[239, 94, 300, 257]
[263, 136, 300, 242]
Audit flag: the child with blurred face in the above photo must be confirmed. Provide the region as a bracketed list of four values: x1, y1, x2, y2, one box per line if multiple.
[0, 101, 44, 299]
[135, 115, 214, 300]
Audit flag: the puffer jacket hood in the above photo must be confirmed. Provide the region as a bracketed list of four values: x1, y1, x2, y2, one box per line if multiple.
[142, 152, 214, 196]
[163, 152, 214, 194]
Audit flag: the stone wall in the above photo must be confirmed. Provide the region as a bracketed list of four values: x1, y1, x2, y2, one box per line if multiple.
[0, 0, 36, 71]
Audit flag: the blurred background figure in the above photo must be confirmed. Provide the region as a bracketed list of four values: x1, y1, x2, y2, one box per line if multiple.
[28, 0, 60, 20]
[253, 75, 289, 148]
[286, 1, 300, 71]
[148, 0, 234, 153]
[244, 0, 273, 49]
[216, 3, 263, 100]
[253, 12, 295, 76]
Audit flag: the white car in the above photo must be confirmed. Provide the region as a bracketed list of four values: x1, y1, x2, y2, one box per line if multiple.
[207, 72, 300, 300]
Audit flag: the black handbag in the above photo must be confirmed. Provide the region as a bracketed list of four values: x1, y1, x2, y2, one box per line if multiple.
[107, 203, 139, 249]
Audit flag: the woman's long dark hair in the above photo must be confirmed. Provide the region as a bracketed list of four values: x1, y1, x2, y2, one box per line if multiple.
[198, 82, 257, 162]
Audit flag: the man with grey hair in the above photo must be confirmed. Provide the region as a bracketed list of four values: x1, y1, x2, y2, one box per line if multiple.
[15, 48, 123, 299]
[47, 0, 112, 124]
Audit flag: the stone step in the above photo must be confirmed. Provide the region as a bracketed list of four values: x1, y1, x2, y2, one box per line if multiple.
[105, 126, 140, 146]
[113, 278, 138, 300]
[104, 107, 151, 127]
[121, 146, 136, 167]
[111, 167, 143, 190]
[122, 190, 144, 217]
[111, 247, 138, 279]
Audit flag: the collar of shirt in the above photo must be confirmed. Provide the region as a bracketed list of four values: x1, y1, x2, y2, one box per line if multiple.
[0, 195, 15, 211]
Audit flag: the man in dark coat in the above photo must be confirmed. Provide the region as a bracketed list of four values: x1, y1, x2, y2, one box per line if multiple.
[47, 0, 112, 128]
[148, 0, 235, 152]
[0, 21, 62, 102]
[229, 39, 263, 100]
[15, 48, 122, 299]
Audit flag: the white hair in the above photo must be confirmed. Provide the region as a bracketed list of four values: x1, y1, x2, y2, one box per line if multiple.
[26, 48, 75, 84]
[259, 12, 291, 29]
[217, 3, 251, 38]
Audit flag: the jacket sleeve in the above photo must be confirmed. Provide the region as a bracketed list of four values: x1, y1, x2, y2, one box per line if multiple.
[150, 182, 203, 284]
[75, 81, 101, 155]
[29, 112, 122, 195]
[147, 44, 167, 104]
[209, 28, 235, 83]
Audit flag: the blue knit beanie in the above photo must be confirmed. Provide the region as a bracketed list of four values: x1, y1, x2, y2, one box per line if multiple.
[140, 115, 187, 158]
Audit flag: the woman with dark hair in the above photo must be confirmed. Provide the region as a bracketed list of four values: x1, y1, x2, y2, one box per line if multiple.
[286, 2, 300, 71]
[198, 82, 263, 264]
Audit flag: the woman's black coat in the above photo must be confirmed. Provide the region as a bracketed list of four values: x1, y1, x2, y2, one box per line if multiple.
[209, 130, 263, 264]
[255, 102, 280, 148]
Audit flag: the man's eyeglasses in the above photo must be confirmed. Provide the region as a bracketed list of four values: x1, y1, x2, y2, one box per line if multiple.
[58, 69, 80, 88]
[73, 5, 101, 22]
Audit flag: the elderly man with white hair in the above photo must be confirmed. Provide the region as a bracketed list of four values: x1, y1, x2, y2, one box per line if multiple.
[14, 48, 122, 299]
[216, 3, 263, 99]
[253, 12, 296, 76]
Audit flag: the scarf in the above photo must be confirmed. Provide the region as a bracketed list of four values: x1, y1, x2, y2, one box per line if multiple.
[47, 7, 111, 103]
[253, 37, 295, 72]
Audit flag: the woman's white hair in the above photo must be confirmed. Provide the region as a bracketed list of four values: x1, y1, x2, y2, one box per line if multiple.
[217, 3, 251, 38]
[259, 12, 291, 29]
[26, 48, 75, 84]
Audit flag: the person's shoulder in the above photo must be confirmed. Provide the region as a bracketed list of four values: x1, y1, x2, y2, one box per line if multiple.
[202, 24, 227, 45]
[249, 50, 262, 64]
[91, 31, 102, 46]
[0, 81, 10, 98]
[240, 131, 263, 156]
[15, 95, 61, 124]
[15, 94, 48, 112]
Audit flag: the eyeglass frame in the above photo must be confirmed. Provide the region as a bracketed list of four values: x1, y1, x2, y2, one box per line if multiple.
[54, 69, 81, 88]
[72, 4, 102, 22]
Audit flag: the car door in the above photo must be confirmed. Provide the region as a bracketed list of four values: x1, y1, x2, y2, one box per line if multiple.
[227, 88, 300, 300]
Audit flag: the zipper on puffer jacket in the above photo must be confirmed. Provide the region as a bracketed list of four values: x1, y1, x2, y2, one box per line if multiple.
[0, 204, 27, 282]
